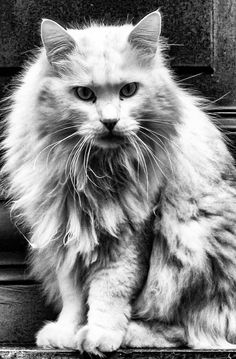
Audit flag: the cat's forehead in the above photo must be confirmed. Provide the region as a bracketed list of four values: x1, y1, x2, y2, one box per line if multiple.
[68, 25, 135, 85]
[68, 25, 132, 53]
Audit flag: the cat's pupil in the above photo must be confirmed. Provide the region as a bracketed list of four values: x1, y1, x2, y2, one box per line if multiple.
[83, 88, 90, 97]
[126, 85, 131, 93]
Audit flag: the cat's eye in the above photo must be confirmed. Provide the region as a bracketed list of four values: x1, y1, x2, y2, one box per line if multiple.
[120, 83, 138, 99]
[75, 87, 96, 102]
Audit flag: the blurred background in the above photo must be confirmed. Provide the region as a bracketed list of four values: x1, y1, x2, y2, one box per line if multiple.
[0, 0, 235, 105]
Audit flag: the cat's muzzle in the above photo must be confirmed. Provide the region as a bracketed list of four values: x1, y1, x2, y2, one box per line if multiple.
[95, 131, 126, 149]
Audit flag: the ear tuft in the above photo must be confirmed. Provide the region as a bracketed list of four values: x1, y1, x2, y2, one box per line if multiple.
[41, 19, 76, 64]
[128, 11, 161, 57]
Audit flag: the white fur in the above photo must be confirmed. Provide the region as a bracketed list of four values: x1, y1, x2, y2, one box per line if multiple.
[3, 10, 236, 354]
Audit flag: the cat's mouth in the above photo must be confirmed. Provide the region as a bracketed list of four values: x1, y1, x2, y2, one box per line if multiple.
[95, 132, 126, 149]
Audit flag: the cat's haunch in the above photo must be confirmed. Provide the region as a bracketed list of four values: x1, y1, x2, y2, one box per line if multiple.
[2, 10, 236, 353]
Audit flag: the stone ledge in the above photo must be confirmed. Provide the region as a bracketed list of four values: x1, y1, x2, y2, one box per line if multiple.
[0, 347, 236, 359]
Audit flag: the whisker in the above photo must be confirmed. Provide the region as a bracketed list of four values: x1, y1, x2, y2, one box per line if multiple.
[69, 136, 89, 193]
[83, 141, 90, 176]
[135, 136, 165, 184]
[140, 140, 167, 180]
[138, 127, 166, 166]
[84, 139, 101, 188]
[210, 92, 231, 104]
[153, 132, 181, 152]
[127, 135, 141, 181]
[132, 132, 168, 181]
[137, 118, 177, 126]
[62, 136, 85, 186]
[139, 127, 175, 177]
[138, 124, 182, 152]
[48, 125, 79, 136]
[45, 132, 80, 169]
[33, 132, 79, 169]
[128, 134, 149, 197]
[178, 73, 203, 82]
[77, 135, 94, 181]
[89, 167, 107, 179]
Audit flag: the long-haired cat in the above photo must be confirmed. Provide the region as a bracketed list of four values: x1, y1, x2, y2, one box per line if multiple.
[2, 10, 236, 353]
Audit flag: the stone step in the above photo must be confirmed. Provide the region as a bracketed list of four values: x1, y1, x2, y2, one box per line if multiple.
[0, 347, 236, 359]
[0, 284, 55, 344]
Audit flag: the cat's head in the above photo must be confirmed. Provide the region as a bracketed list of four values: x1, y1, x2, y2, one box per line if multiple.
[38, 11, 177, 154]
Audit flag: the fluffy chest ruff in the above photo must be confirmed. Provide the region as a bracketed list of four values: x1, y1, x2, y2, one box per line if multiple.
[58, 147, 155, 261]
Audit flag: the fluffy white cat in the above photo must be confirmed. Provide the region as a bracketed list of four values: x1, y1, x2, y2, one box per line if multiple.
[2, 10, 236, 353]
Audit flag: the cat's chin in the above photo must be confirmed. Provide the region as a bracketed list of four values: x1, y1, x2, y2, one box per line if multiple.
[94, 133, 126, 149]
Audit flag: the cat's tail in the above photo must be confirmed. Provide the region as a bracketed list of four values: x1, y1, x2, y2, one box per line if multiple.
[122, 320, 236, 349]
[122, 320, 187, 348]
[186, 316, 236, 349]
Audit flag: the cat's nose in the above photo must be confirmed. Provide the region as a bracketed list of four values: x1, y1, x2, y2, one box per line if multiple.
[101, 119, 118, 132]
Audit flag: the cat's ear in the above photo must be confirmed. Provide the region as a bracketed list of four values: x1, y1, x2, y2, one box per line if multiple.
[41, 19, 76, 64]
[128, 10, 161, 57]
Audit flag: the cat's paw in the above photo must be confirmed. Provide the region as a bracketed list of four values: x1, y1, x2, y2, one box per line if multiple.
[36, 321, 78, 349]
[75, 325, 124, 355]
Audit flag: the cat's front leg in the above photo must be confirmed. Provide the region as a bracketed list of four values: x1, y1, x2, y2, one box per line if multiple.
[76, 241, 144, 354]
[76, 295, 130, 355]
[36, 267, 84, 349]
